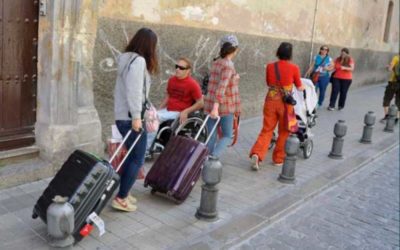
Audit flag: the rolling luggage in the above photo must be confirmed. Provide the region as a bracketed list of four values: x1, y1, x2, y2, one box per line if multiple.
[144, 115, 219, 204]
[32, 129, 142, 242]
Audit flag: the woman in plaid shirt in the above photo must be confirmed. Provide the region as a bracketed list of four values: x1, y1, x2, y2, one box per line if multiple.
[204, 35, 241, 158]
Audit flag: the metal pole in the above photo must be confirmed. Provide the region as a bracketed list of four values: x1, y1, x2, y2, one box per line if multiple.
[309, 0, 319, 65]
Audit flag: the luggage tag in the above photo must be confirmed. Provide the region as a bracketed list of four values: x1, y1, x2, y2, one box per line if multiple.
[88, 212, 106, 236]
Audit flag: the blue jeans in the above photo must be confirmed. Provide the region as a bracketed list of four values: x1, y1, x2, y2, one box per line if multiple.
[115, 120, 147, 198]
[146, 108, 179, 151]
[315, 75, 330, 106]
[206, 113, 233, 158]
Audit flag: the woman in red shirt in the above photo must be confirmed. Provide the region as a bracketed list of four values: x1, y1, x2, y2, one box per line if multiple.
[249, 42, 304, 170]
[328, 48, 355, 111]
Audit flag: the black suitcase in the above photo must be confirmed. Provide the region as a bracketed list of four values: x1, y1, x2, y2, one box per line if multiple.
[32, 130, 141, 242]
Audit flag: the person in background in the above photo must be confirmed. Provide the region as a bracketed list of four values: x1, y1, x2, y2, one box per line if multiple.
[146, 57, 204, 153]
[204, 34, 241, 158]
[250, 42, 304, 171]
[305, 45, 334, 108]
[380, 53, 400, 124]
[327, 48, 355, 111]
[113, 28, 159, 212]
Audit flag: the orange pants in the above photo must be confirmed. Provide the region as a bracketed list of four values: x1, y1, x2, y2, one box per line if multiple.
[250, 99, 291, 164]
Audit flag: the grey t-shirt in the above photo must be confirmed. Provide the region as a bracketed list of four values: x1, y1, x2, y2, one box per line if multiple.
[114, 52, 151, 120]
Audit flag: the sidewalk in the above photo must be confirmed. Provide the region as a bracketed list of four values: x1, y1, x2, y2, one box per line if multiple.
[0, 84, 398, 250]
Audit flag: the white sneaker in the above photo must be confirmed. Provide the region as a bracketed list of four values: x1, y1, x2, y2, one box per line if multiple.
[251, 154, 260, 171]
[127, 194, 137, 204]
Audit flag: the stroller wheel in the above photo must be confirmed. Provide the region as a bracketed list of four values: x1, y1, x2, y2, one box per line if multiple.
[269, 132, 277, 150]
[303, 139, 313, 159]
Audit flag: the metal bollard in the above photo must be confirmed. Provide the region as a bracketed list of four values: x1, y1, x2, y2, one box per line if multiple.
[384, 104, 398, 133]
[47, 196, 75, 248]
[329, 120, 347, 159]
[278, 134, 300, 184]
[360, 111, 376, 144]
[196, 156, 222, 221]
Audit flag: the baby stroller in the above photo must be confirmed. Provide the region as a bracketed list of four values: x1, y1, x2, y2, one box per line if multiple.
[270, 78, 318, 158]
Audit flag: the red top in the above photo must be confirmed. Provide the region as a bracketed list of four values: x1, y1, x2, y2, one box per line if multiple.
[333, 57, 354, 80]
[266, 60, 302, 88]
[166, 75, 202, 112]
[204, 58, 241, 115]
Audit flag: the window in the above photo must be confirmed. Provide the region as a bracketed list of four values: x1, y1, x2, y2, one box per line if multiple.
[383, 0, 394, 42]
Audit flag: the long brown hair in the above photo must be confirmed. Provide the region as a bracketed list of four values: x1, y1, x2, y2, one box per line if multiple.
[336, 47, 350, 66]
[125, 28, 159, 74]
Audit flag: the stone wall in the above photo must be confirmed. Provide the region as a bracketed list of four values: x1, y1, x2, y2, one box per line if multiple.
[92, 19, 394, 142]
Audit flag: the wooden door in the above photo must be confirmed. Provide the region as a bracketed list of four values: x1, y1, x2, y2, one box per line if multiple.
[0, 0, 38, 150]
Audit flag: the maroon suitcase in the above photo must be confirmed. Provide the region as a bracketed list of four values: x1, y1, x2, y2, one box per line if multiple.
[144, 115, 219, 204]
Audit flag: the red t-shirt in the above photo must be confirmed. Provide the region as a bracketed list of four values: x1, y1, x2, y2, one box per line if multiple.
[266, 60, 302, 88]
[166, 76, 202, 112]
[333, 57, 354, 80]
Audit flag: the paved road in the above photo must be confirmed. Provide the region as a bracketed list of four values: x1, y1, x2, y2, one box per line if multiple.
[233, 146, 399, 250]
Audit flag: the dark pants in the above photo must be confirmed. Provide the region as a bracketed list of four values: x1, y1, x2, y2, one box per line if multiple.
[115, 120, 147, 199]
[329, 77, 352, 109]
[382, 82, 400, 109]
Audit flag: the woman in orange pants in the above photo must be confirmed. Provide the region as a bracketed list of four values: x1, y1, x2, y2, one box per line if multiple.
[249, 42, 304, 170]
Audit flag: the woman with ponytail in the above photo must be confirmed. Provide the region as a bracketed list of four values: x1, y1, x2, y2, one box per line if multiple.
[204, 35, 241, 158]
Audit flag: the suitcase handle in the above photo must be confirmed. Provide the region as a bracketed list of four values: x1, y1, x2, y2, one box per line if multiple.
[109, 129, 143, 172]
[194, 115, 220, 145]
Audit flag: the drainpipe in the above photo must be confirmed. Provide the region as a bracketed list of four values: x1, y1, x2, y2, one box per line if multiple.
[309, 0, 319, 64]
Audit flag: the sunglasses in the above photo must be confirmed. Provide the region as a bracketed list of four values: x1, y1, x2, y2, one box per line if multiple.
[175, 64, 189, 70]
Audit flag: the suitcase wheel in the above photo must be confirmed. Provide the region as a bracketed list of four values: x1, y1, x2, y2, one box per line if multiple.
[32, 212, 38, 219]
[174, 199, 183, 205]
[150, 188, 157, 195]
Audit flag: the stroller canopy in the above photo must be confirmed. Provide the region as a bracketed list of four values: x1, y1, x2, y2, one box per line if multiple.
[293, 78, 318, 124]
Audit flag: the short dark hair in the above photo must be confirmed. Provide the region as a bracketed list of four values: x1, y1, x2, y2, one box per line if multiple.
[125, 27, 159, 74]
[341, 47, 350, 54]
[276, 42, 293, 60]
[220, 42, 237, 58]
[319, 45, 330, 55]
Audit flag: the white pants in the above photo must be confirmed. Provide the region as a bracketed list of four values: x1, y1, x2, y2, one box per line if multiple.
[146, 108, 180, 151]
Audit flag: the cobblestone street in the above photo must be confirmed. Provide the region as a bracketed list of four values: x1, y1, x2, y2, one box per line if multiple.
[234, 146, 400, 250]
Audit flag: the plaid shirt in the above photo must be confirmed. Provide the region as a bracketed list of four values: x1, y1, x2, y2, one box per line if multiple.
[204, 58, 241, 115]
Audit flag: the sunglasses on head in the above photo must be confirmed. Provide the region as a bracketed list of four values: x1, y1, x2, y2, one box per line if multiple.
[175, 64, 189, 70]
[320, 47, 328, 51]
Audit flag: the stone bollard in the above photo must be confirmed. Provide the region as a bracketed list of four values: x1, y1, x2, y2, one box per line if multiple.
[196, 156, 222, 221]
[360, 111, 376, 144]
[384, 105, 398, 133]
[278, 134, 300, 184]
[329, 120, 347, 159]
[47, 196, 75, 248]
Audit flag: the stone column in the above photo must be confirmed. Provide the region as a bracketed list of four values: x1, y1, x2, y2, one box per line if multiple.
[36, 0, 103, 165]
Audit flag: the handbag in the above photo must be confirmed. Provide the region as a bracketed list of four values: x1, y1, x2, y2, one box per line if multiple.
[310, 71, 320, 84]
[143, 102, 159, 133]
[274, 63, 297, 106]
[310, 56, 328, 84]
[284, 104, 298, 133]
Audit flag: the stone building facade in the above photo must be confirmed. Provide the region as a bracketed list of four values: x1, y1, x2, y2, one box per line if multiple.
[4, 0, 398, 182]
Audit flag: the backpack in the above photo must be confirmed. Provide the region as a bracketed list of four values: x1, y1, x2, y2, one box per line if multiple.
[201, 73, 209, 95]
[394, 62, 400, 82]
